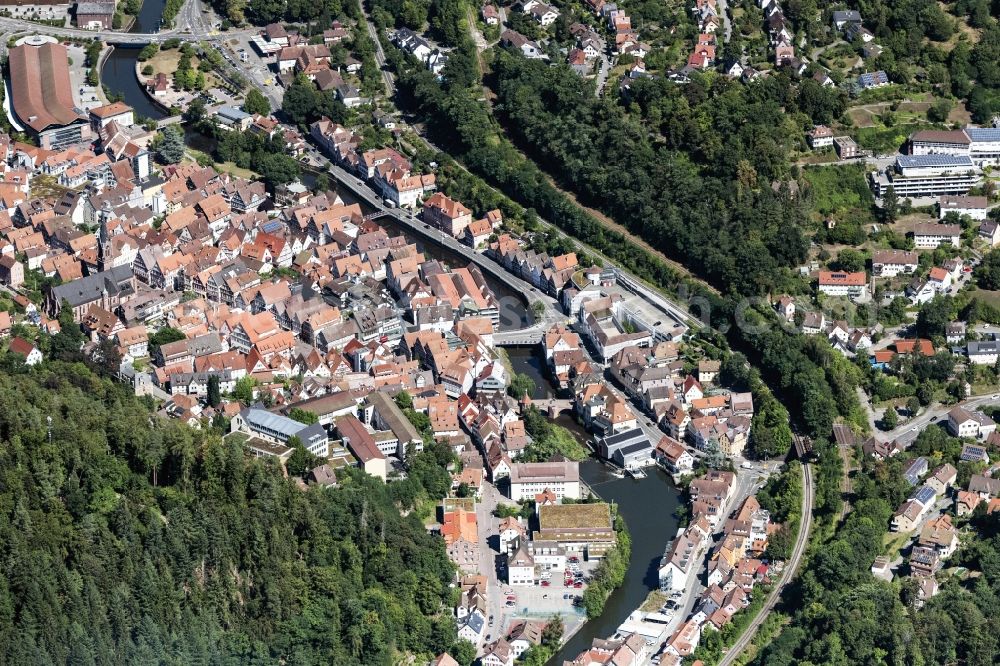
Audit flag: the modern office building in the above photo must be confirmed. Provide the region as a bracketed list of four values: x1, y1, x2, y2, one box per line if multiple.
[871, 155, 981, 198]
[908, 127, 1000, 167]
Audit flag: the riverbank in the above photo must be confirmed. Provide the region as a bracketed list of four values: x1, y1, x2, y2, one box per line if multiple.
[131, 56, 173, 114]
[547, 462, 681, 665]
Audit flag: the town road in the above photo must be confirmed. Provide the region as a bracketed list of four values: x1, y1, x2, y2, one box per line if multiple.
[717, 462, 813, 666]
[475, 481, 510, 649]
[717, 0, 733, 41]
[887, 394, 1000, 448]
[0, 11, 257, 43]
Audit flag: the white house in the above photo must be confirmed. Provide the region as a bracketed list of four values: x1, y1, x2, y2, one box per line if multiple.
[508, 461, 581, 502]
[967, 339, 1000, 365]
[507, 542, 535, 586]
[9, 336, 42, 365]
[871, 249, 918, 278]
[808, 125, 834, 149]
[912, 223, 962, 249]
[940, 194, 988, 220]
[818, 271, 868, 299]
[457, 610, 486, 644]
[948, 406, 996, 440]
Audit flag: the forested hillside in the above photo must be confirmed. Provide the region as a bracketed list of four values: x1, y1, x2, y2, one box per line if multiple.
[489, 52, 812, 297]
[753, 448, 1000, 666]
[0, 360, 464, 665]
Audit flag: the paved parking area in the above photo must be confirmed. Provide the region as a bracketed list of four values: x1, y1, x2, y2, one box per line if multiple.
[506, 583, 587, 620]
[68, 44, 106, 111]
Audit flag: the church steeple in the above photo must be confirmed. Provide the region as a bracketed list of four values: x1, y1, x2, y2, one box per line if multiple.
[97, 201, 112, 272]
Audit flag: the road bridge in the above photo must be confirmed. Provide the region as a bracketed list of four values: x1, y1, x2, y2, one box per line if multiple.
[492, 327, 545, 346]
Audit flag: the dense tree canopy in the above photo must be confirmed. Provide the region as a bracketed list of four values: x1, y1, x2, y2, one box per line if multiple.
[0, 359, 467, 664]
[488, 53, 810, 297]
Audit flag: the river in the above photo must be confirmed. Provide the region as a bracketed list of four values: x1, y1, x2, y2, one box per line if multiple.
[549, 416, 681, 665]
[100, 0, 169, 120]
[377, 218, 530, 331]
[505, 348, 681, 664]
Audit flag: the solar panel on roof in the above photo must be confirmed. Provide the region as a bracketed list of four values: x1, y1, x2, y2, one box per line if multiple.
[897, 154, 974, 168]
[966, 128, 1000, 141]
[913, 486, 936, 504]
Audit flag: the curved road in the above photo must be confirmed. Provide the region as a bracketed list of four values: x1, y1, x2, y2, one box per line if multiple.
[718, 462, 813, 666]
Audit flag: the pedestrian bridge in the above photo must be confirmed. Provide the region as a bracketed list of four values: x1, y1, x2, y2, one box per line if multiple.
[157, 115, 183, 129]
[493, 328, 543, 346]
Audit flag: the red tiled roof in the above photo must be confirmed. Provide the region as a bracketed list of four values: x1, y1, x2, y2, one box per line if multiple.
[818, 271, 866, 286]
[894, 338, 934, 356]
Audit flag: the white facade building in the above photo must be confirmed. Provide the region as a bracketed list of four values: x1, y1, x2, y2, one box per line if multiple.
[508, 461, 582, 501]
[873, 155, 982, 198]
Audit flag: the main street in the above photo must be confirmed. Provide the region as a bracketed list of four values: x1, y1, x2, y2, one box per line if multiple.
[642, 460, 775, 664]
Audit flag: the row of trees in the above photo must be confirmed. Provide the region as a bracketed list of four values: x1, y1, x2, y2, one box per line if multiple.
[580, 512, 631, 618]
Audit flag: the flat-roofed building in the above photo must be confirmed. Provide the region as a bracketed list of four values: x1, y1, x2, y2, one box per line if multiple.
[508, 461, 581, 501]
[872, 155, 982, 198]
[535, 502, 615, 558]
[8, 39, 91, 149]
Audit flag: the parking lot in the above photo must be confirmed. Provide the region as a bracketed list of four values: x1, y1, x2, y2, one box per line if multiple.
[499, 554, 596, 623]
[68, 44, 106, 112]
[503, 583, 587, 620]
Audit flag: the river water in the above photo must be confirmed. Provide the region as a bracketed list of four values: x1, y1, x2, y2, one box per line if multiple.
[132, 0, 166, 32]
[505, 348, 682, 664]
[377, 218, 530, 331]
[546, 415, 682, 665]
[101, 0, 169, 120]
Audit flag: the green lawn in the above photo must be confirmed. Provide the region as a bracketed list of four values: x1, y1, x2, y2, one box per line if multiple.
[969, 288, 1000, 309]
[802, 163, 875, 216]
